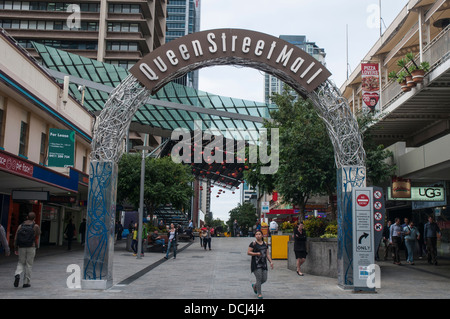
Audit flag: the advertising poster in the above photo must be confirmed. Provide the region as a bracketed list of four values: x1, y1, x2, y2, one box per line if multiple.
[361, 63, 380, 112]
[48, 128, 75, 167]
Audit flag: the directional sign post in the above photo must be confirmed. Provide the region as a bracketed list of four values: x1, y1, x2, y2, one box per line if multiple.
[352, 187, 375, 292]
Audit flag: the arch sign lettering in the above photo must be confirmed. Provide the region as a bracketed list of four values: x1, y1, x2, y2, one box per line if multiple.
[83, 29, 366, 290]
[130, 29, 329, 96]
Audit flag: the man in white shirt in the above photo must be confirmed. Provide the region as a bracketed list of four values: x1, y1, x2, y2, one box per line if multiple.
[269, 219, 278, 235]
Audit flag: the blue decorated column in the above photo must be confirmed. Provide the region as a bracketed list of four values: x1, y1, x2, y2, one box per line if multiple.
[336, 166, 366, 289]
[81, 161, 118, 290]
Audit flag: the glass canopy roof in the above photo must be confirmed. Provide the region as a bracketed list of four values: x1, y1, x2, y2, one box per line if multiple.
[32, 42, 276, 135]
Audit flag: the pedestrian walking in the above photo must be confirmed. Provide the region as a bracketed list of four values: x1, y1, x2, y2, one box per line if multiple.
[417, 221, 426, 259]
[233, 219, 238, 237]
[117, 221, 123, 241]
[424, 216, 441, 265]
[79, 218, 86, 246]
[0, 224, 10, 256]
[13, 212, 41, 288]
[203, 226, 211, 250]
[247, 230, 273, 299]
[293, 222, 307, 276]
[64, 219, 75, 251]
[383, 220, 393, 260]
[200, 225, 207, 247]
[165, 223, 177, 259]
[390, 218, 403, 265]
[131, 223, 138, 256]
[131, 223, 147, 257]
[403, 220, 420, 265]
[269, 219, 278, 236]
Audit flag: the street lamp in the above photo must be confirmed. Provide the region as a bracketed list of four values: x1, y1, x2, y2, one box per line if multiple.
[133, 136, 154, 260]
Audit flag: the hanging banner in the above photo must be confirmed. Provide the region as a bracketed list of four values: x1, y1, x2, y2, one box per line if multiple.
[361, 63, 380, 112]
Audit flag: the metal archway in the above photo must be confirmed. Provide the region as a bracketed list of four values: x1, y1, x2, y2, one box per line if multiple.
[82, 29, 366, 289]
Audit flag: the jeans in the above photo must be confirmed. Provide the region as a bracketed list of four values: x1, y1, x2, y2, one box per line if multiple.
[392, 236, 402, 263]
[426, 237, 438, 264]
[405, 240, 415, 263]
[166, 239, 176, 258]
[131, 239, 137, 253]
[203, 237, 211, 250]
[15, 247, 36, 285]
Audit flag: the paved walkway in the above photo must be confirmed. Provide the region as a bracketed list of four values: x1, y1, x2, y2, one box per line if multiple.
[0, 237, 449, 300]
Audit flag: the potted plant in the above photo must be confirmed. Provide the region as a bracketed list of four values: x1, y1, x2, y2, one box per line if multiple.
[388, 71, 398, 82]
[397, 58, 416, 88]
[397, 70, 411, 92]
[406, 52, 430, 83]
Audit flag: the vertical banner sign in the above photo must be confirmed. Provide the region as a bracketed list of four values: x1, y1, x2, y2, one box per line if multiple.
[352, 187, 375, 291]
[361, 63, 380, 112]
[48, 128, 75, 167]
[373, 186, 385, 257]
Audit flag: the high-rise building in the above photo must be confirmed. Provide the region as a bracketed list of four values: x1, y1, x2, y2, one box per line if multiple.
[264, 35, 326, 103]
[0, 0, 167, 69]
[166, 0, 200, 89]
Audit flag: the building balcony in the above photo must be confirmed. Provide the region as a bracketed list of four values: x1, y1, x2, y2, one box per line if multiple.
[370, 25, 450, 148]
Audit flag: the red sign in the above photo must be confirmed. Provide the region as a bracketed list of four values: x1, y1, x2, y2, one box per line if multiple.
[361, 63, 380, 112]
[0, 152, 34, 177]
[356, 194, 370, 207]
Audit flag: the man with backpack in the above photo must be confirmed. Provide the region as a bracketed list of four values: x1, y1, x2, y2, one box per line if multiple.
[13, 212, 41, 288]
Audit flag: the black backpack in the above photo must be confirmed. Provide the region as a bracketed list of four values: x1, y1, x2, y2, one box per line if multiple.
[16, 223, 35, 247]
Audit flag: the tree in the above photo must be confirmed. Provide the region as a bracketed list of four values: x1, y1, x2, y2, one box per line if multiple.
[245, 87, 396, 221]
[245, 89, 336, 219]
[117, 154, 194, 222]
[227, 202, 258, 236]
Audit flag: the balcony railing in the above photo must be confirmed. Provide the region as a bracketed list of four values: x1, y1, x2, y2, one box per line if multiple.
[381, 24, 450, 110]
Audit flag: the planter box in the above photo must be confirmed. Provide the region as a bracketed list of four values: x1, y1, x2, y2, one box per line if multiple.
[287, 238, 338, 278]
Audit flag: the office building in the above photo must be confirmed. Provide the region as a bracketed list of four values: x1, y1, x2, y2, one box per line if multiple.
[166, 0, 200, 89]
[264, 35, 326, 103]
[0, 0, 167, 69]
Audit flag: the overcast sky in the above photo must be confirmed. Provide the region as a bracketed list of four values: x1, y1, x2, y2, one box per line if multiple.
[197, 0, 408, 222]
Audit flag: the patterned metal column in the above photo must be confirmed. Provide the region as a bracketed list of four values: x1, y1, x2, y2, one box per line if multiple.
[336, 166, 366, 288]
[81, 161, 117, 289]
[308, 80, 367, 289]
[82, 75, 149, 289]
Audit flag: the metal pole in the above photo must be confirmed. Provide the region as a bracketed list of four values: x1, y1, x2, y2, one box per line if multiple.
[137, 134, 148, 259]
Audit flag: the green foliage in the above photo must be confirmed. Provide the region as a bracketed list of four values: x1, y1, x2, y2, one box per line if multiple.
[388, 71, 398, 80]
[117, 154, 194, 219]
[324, 221, 338, 236]
[419, 61, 430, 72]
[357, 112, 397, 185]
[227, 202, 257, 236]
[302, 217, 328, 237]
[396, 70, 407, 83]
[245, 88, 336, 219]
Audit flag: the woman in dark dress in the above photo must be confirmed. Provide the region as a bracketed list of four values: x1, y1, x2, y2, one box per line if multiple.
[294, 222, 307, 276]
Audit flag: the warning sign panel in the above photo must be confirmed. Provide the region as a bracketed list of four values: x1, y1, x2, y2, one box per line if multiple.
[357, 194, 370, 207]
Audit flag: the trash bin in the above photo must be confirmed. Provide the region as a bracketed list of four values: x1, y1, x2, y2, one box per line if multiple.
[271, 235, 290, 259]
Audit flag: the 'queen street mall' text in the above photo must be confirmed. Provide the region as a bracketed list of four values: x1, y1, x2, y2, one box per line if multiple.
[130, 29, 330, 94]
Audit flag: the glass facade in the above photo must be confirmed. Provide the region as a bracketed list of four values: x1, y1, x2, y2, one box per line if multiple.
[33, 42, 275, 135]
[166, 0, 200, 89]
